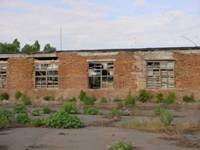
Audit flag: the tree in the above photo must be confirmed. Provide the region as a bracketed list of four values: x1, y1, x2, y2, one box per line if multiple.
[32, 40, 40, 52]
[21, 44, 33, 54]
[43, 43, 56, 52]
[21, 40, 40, 54]
[0, 39, 20, 54]
[12, 38, 20, 52]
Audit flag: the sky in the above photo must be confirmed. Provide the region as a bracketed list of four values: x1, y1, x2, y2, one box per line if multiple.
[0, 0, 200, 50]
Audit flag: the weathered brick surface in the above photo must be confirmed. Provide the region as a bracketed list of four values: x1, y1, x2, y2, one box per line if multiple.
[7, 57, 34, 97]
[174, 52, 200, 88]
[2, 50, 200, 101]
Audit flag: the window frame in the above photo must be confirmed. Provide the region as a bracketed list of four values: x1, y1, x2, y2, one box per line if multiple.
[0, 61, 7, 89]
[145, 60, 175, 89]
[34, 60, 59, 89]
[88, 61, 114, 89]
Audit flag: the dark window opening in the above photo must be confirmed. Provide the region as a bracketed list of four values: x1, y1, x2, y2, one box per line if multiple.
[88, 62, 114, 89]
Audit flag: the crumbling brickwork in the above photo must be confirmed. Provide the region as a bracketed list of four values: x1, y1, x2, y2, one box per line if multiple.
[1, 48, 200, 101]
[7, 57, 34, 96]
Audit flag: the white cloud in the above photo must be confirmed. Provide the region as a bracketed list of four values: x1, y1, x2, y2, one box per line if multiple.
[0, 0, 199, 50]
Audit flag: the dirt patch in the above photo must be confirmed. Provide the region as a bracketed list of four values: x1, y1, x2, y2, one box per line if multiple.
[0, 145, 8, 150]
[176, 138, 200, 149]
[26, 144, 48, 149]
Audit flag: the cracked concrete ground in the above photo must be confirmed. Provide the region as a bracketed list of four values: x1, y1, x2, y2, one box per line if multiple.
[0, 127, 199, 150]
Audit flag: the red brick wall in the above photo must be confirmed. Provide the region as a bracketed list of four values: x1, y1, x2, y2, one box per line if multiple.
[6, 57, 34, 97]
[4, 51, 200, 101]
[174, 52, 200, 89]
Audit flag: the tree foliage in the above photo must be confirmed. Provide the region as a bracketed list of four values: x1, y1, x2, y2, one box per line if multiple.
[21, 40, 40, 54]
[0, 39, 56, 54]
[43, 43, 56, 52]
[0, 38, 20, 53]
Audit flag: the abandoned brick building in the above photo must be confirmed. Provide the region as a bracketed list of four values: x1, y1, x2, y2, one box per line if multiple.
[0, 46, 200, 101]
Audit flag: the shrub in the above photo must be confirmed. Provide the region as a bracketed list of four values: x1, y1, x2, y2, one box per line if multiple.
[164, 93, 175, 104]
[83, 107, 99, 115]
[79, 90, 86, 101]
[44, 111, 83, 128]
[116, 101, 124, 109]
[43, 96, 55, 101]
[68, 97, 77, 103]
[0, 108, 13, 128]
[62, 102, 78, 114]
[0, 114, 9, 128]
[42, 106, 52, 114]
[31, 110, 41, 116]
[113, 98, 123, 102]
[16, 113, 31, 124]
[79, 90, 96, 105]
[138, 90, 153, 103]
[15, 91, 22, 100]
[154, 105, 165, 116]
[31, 118, 45, 127]
[110, 108, 120, 118]
[160, 110, 173, 126]
[108, 141, 134, 150]
[0, 92, 9, 101]
[100, 97, 108, 103]
[124, 92, 135, 107]
[14, 104, 26, 113]
[21, 94, 31, 105]
[183, 94, 195, 103]
[156, 93, 164, 103]
[0, 108, 13, 120]
[82, 95, 96, 106]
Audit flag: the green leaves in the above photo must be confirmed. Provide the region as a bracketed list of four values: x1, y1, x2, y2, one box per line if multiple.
[44, 111, 83, 128]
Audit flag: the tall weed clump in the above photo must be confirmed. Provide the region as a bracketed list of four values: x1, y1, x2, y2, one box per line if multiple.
[79, 90, 96, 106]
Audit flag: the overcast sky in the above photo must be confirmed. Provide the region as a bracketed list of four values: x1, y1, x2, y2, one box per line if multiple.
[0, 0, 200, 50]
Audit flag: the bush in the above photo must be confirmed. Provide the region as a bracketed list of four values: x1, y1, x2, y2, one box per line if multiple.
[43, 96, 55, 101]
[62, 102, 78, 114]
[14, 104, 26, 113]
[154, 105, 165, 116]
[100, 97, 108, 103]
[67, 97, 77, 103]
[42, 106, 52, 114]
[79, 90, 86, 101]
[156, 93, 164, 103]
[164, 93, 175, 104]
[124, 92, 135, 107]
[82, 95, 96, 106]
[113, 98, 123, 102]
[83, 107, 99, 115]
[15, 91, 22, 100]
[108, 141, 134, 150]
[0, 114, 9, 128]
[21, 94, 31, 105]
[138, 90, 153, 103]
[110, 108, 120, 118]
[31, 110, 40, 116]
[44, 111, 83, 128]
[160, 110, 173, 126]
[79, 90, 96, 105]
[31, 118, 45, 127]
[0, 108, 13, 128]
[16, 113, 30, 124]
[183, 94, 195, 103]
[0, 92, 9, 101]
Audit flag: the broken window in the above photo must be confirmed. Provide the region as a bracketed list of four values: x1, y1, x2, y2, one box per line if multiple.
[35, 61, 58, 88]
[88, 62, 114, 89]
[0, 61, 7, 88]
[146, 60, 175, 88]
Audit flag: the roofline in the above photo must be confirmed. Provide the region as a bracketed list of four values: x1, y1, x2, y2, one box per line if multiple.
[0, 46, 200, 56]
[56, 46, 200, 53]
